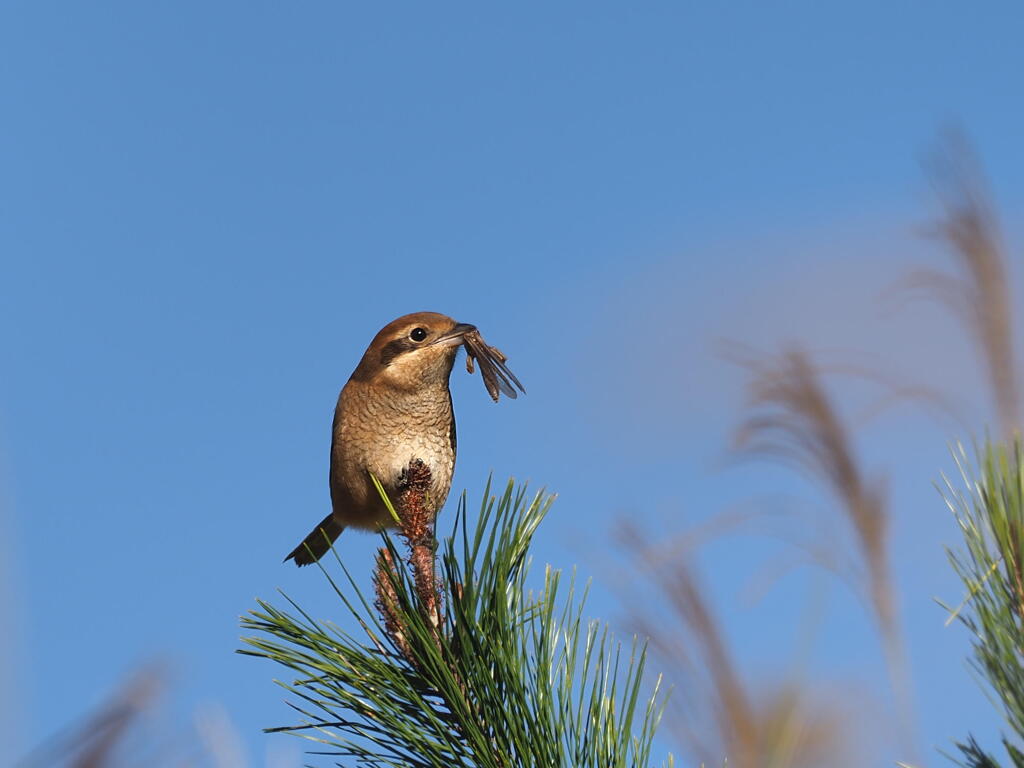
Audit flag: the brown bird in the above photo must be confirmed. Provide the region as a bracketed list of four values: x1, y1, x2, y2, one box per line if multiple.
[286, 312, 524, 566]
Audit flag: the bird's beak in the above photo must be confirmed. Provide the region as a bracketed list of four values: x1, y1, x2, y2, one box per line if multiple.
[429, 322, 476, 348]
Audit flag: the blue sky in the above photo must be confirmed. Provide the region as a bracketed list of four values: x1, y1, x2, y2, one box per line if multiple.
[2, 2, 1023, 765]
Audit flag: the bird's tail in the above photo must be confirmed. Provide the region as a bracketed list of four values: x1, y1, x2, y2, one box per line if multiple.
[285, 513, 345, 566]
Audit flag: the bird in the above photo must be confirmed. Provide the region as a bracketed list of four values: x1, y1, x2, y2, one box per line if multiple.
[285, 311, 523, 566]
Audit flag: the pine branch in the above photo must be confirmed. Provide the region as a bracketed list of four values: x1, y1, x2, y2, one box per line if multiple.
[239, 476, 672, 768]
[942, 440, 1024, 766]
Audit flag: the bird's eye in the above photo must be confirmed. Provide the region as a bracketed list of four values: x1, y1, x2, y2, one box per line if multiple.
[409, 327, 428, 342]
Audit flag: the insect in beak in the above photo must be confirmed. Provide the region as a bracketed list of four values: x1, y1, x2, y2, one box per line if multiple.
[461, 328, 525, 402]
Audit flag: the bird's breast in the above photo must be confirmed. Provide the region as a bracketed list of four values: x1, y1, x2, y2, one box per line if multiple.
[331, 382, 456, 529]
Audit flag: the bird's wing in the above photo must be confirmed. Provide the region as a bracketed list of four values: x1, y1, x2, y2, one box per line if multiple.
[448, 388, 457, 457]
[328, 395, 345, 507]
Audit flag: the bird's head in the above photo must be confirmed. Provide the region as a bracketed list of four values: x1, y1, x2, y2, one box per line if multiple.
[352, 312, 475, 391]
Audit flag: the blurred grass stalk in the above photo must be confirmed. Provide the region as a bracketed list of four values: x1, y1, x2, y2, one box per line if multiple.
[619, 521, 848, 768]
[910, 129, 1019, 435]
[680, 343, 908, 766]
[942, 440, 1024, 766]
[732, 348, 904, 682]
[15, 667, 165, 768]
[15, 665, 257, 768]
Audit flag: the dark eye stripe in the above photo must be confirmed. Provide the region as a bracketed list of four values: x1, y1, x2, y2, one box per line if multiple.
[380, 338, 415, 366]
